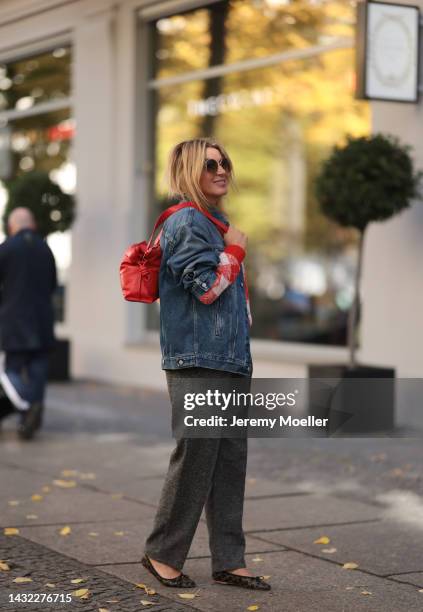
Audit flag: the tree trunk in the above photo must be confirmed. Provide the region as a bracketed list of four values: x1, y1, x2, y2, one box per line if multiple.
[200, 2, 228, 136]
[347, 229, 365, 368]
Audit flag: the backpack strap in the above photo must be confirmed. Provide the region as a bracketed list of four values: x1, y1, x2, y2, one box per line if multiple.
[147, 201, 228, 249]
[190, 203, 229, 235]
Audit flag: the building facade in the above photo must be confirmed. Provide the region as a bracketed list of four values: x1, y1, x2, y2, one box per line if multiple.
[0, 0, 422, 390]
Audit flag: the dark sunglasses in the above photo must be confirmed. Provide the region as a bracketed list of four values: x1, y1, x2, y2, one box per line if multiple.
[204, 157, 231, 173]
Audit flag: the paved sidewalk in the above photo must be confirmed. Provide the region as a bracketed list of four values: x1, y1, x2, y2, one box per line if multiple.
[1, 381, 423, 611]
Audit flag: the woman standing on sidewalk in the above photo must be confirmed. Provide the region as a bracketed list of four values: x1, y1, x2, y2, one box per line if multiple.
[141, 138, 270, 591]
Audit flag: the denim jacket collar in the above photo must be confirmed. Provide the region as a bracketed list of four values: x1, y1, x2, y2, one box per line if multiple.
[208, 206, 228, 224]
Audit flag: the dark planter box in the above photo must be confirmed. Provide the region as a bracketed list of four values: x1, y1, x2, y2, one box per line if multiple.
[308, 364, 395, 435]
[48, 339, 70, 382]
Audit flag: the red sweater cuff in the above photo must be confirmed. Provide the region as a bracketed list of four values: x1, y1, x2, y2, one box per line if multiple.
[224, 245, 246, 265]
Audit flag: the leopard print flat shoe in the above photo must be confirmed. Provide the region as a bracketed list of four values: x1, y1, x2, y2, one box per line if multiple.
[141, 554, 196, 588]
[212, 570, 271, 590]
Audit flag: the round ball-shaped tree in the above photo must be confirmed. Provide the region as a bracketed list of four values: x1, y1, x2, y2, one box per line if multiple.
[315, 134, 421, 368]
[3, 170, 75, 238]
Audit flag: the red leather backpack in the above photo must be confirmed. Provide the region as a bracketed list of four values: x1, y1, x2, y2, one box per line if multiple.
[119, 201, 228, 303]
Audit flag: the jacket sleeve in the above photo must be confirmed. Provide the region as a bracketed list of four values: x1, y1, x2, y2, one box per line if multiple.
[165, 219, 245, 304]
[0, 244, 5, 303]
[48, 246, 58, 293]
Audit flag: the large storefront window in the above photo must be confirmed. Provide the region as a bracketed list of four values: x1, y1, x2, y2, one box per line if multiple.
[147, 0, 369, 345]
[0, 46, 74, 322]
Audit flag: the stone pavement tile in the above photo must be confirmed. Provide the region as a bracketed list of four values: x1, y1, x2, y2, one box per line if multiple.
[90, 476, 166, 506]
[88, 474, 309, 507]
[183, 528, 286, 563]
[389, 573, 423, 588]
[46, 380, 169, 414]
[0, 480, 150, 526]
[243, 494, 381, 531]
[0, 466, 58, 503]
[0, 435, 173, 479]
[77, 460, 312, 504]
[17, 519, 154, 565]
[254, 521, 423, 576]
[17, 519, 285, 565]
[76, 441, 173, 481]
[100, 550, 423, 612]
[244, 476, 311, 499]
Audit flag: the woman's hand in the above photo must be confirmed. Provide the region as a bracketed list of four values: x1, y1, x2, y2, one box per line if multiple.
[224, 225, 247, 251]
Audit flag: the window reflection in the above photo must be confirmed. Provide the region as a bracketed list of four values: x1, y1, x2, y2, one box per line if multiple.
[149, 1, 369, 346]
[153, 0, 357, 79]
[0, 47, 71, 111]
[6, 109, 73, 177]
[154, 9, 211, 78]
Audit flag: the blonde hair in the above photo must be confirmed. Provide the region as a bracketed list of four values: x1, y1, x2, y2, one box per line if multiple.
[166, 137, 234, 211]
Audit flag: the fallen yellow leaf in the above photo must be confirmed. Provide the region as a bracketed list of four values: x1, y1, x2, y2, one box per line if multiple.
[342, 562, 359, 570]
[114, 531, 125, 536]
[72, 588, 90, 598]
[98, 608, 110, 612]
[53, 479, 77, 488]
[13, 577, 32, 583]
[247, 606, 260, 611]
[322, 547, 337, 554]
[79, 472, 96, 480]
[42, 486, 51, 493]
[4, 528, 19, 535]
[45, 583, 56, 588]
[0, 562, 10, 571]
[314, 536, 330, 545]
[418, 589, 423, 593]
[61, 470, 78, 477]
[8, 500, 19, 506]
[252, 557, 263, 562]
[88, 532, 99, 537]
[105, 599, 119, 603]
[140, 602, 156, 607]
[135, 583, 155, 595]
[31, 494, 43, 502]
[60, 526, 71, 536]
[70, 578, 85, 584]
[178, 593, 198, 599]
[26, 514, 38, 520]
[361, 591, 372, 595]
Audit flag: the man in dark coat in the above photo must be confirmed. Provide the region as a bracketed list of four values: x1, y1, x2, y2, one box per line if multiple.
[0, 207, 57, 439]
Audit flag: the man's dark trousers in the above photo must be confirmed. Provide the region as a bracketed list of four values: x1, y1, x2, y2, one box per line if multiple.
[5, 351, 50, 404]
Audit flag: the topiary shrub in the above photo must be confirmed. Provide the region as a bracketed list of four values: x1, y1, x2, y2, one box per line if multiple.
[315, 133, 421, 367]
[3, 170, 75, 238]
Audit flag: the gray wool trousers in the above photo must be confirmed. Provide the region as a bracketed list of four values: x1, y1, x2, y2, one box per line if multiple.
[144, 368, 249, 574]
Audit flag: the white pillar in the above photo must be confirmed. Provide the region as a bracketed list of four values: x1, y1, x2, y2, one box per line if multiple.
[70, 7, 126, 377]
[361, 1, 423, 376]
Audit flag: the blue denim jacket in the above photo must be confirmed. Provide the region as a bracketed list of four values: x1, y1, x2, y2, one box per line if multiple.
[159, 205, 252, 376]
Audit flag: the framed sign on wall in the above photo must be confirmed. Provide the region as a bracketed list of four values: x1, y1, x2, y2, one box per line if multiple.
[356, 0, 420, 103]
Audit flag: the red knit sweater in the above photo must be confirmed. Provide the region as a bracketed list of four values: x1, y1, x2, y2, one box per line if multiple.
[199, 245, 252, 327]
